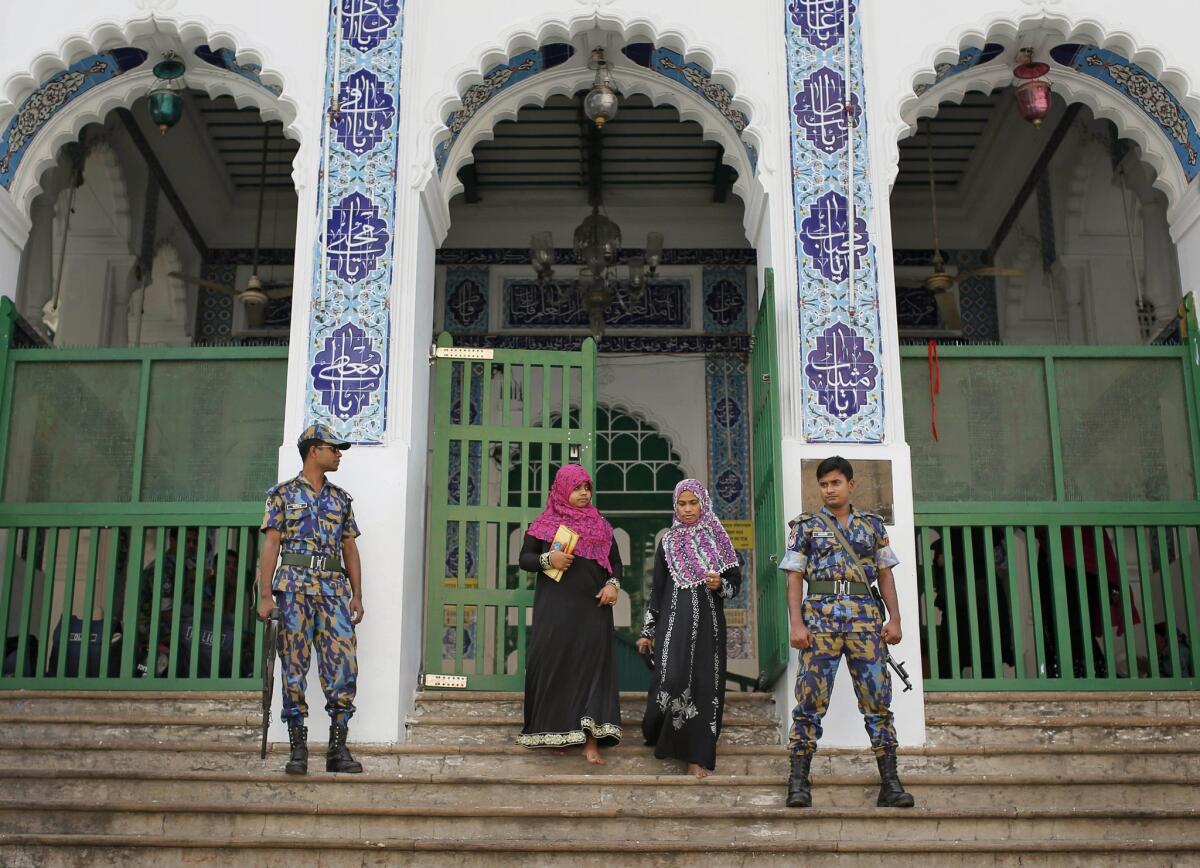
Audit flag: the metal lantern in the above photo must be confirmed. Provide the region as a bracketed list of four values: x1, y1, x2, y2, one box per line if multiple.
[1013, 52, 1052, 127]
[583, 48, 619, 128]
[148, 54, 187, 134]
[573, 206, 622, 272]
[530, 231, 555, 282]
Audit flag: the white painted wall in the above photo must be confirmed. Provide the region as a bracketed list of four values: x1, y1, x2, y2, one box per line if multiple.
[3, 0, 1200, 746]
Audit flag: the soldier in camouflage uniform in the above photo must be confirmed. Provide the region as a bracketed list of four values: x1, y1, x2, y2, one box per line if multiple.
[258, 423, 364, 775]
[779, 456, 914, 808]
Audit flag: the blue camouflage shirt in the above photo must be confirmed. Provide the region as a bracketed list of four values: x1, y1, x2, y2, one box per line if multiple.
[778, 506, 900, 633]
[261, 474, 360, 596]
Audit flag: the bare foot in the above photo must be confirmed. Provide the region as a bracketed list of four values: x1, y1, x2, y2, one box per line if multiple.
[583, 736, 606, 765]
[687, 763, 710, 779]
[551, 748, 567, 756]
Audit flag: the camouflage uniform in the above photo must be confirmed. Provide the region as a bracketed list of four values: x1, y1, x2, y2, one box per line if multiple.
[262, 462, 360, 726]
[779, 506, 901, 758]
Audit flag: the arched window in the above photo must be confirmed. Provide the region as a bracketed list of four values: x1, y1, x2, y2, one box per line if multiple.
[595, 406, 685, 513]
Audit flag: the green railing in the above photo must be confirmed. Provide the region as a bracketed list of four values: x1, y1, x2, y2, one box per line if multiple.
[751, 270, 788, 689]
[0, 509, 265, 689]
[0, 299, 287, 689]
[903, 294, 1200, 690]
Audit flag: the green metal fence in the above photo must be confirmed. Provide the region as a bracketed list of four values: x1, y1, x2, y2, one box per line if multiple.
[902, 294, 1200, 690]
[751, 270, 788, 688]
[0, 298, 287, 689]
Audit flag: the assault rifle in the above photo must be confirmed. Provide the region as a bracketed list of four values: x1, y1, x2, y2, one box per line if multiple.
[260, 608, 279, 759]
[869, 586, 914, 693]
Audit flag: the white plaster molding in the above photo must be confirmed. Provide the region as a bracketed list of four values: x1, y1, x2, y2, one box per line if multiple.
[600, 400, 697, 483]
[429, 63, 761, 241]
[83, 140, 133, 245]
[0, 13, 297, 130]
[419, 9, 764, 191]
[1167, 178, 1200, 245]
[883, 13, 1200, 211]
[0, 187, 32, 251]
[7, 66, 296, 224]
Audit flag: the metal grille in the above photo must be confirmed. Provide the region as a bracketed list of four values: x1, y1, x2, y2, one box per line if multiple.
[594, 406, 684, 513]
[2, 361, 140, 502]
[902, 356, 1054, 501]
[1055, 358, 1193, 501]
[141, 359, 287, 502]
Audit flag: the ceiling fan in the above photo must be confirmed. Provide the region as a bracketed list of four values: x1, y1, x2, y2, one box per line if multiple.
[918, 117, 1023, 299]
[171, 125, 291, 328]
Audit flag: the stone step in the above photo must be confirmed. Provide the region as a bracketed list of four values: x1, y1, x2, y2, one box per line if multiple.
[4, 833, 1196, 867]
[3, 741, 1196, 778]
[403, 715, 781, 745]
[0, 690, 259, 718]
[924, 691, 1200, 720]
[3, 799, 1196, 843]
[412, 691, 777, 723]
[924, 715, 1200, 747]
[2, 767, 1190, 811]
[0, 713, 259, 746]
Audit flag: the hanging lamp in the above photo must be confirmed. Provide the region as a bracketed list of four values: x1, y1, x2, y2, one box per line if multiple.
[148, 53, 187, 134]
[1013, 49, 1052, 127]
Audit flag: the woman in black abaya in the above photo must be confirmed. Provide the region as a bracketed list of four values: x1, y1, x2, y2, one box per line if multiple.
[638, 478, 741, 777]
[516, 464, 622, 764]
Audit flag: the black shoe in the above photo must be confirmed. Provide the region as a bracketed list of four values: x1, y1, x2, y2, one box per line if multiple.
[326, 723, 363, 773]
[876, 752, 915, 807]
[285, 723, 308, 775]
[785, 753, 812, 808]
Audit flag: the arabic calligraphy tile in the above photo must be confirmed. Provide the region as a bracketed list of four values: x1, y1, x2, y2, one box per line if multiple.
[702, 268, 748, 333]
[326, 191, 390, 284]
[789, 0, 855, 51]
[793, 67, 860, 154]
[334, 68, 396, 155]
[340, 0, 401, 53]
[310, 321, 384, 421]
[803, 322, 878, 421]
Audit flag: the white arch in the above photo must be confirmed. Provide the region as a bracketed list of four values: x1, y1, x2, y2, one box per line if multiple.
[887, 12, 1200, 213]
[415, 10, 768, 243]
[1, 16, 301, 221]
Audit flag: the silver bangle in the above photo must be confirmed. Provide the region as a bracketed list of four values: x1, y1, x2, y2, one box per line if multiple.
[539, 551, 553, 571]
[606, 576, 620, 588]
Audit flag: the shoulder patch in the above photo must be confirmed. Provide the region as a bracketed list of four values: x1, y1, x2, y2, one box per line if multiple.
[265, 480, 289, 497]
[326, 482, 353, 502]
[787, 512, 814, 529]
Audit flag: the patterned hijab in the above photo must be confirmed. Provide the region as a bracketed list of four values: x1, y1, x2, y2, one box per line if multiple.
[527, 464, 614, 573]
[662, 479, 739, 588]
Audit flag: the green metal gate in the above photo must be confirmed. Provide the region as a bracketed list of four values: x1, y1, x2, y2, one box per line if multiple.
[424, 334, 597, 690]
[750, 270, 788, 687]
[0, 299, 285, 690]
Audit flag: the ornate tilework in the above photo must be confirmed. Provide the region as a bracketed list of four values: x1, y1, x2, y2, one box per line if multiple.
[705, 354, 752, 657]
[450, 334, 749, 354]
[787, 1, 884, 441]
[892, 249, 998, 342]
[1052, 44, 1200, 180]
[443, 266, 490, 333]
[194, 46, 283, 96]
[436, 248, 756, 266]
[622, 45, 757, 171]
[195, 248, 295, 343]
[503, 278, 691, 330]
[702, 267, 748, 334]
[0, 49, 147, 188]
[434, 45, 573, 175]
[912, 44, 1005, 97]
[304, 0, 404, 443]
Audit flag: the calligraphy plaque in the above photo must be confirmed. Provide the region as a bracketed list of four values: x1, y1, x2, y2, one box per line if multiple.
[304, 0, 405, 442]
[786, 1, 885, 441]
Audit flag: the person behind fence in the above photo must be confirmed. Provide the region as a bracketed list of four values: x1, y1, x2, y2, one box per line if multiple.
[781, 456, 914, 809]
[258, 423, 365, 776]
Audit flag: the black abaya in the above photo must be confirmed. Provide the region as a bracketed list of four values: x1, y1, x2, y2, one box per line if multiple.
[640, 542, 741, 770]
[516, 534, 623, 748]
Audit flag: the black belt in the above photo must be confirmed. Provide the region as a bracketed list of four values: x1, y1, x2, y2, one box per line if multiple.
[280, 553, 344, 573]
[806, 579, 870, 596]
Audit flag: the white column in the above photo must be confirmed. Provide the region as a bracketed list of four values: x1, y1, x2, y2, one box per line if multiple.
[15, 193, 57, 335]
[1169, 180, 1200, 300]
[0, 189, 31, 303]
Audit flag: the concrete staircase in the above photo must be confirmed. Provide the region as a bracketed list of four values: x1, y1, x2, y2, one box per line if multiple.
[0, 689, 1198, 865]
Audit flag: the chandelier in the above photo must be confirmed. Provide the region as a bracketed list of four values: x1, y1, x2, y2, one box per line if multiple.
[529, 49, 665, 338]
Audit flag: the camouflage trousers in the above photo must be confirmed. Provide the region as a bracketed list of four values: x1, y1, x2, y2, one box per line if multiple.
[275, 591, 357, 726]
[789, 629, 897, 758]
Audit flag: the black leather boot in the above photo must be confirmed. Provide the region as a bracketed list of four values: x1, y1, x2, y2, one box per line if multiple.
[785, 753, 813, 808]
[876, 752, 915, 807]
[326, 723, 363, 773]
[285, 723, 308, 775]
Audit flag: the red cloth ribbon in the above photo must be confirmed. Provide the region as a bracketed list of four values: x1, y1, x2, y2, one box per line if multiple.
[928, 340, 940, 442]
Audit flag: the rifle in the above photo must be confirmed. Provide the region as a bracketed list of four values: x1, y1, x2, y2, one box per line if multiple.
[869, 586, 914, 693]
[260, 608, 279, 759]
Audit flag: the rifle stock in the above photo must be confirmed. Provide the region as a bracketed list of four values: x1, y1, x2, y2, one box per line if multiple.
[260, 609, 279, 759]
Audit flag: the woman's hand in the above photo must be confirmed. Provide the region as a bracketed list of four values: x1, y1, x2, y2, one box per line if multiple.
[596, 584, 618, 607]
[549, 550, 575, 571]
[704, 570, 722, 591]
[636, 637, 653, 654]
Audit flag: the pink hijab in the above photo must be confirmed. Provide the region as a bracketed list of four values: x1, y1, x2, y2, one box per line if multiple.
[527, 464, 614, 573]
